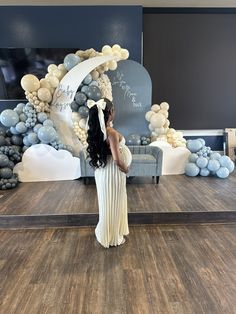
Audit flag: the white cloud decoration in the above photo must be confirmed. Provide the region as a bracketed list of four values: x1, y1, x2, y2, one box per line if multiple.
[13, 144, 81, 182]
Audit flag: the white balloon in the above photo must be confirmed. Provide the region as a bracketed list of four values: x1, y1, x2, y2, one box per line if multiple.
[160, 102, 169, 110]
[145, 110, 155, 122]
[40, 78, 51, 89]
[37, 87, 52, 102]
[79, 118, 87, 129]
[149, 123, 155, 132]
[150, 113, 165, 128]
[151, 104, 160, 113]
[47, 64, 58, 73]
[21, 74, 40, 92]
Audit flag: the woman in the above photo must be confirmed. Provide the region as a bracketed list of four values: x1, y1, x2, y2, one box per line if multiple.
[86, 97, 132, 248]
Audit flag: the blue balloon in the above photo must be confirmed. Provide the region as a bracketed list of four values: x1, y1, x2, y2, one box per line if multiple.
[210, 152, 221, 160]
[33, 124, 43, 133]
[187, 139, 203, 153]
[75, 92, 87, 105]
[0, 154, 9, 167]
[188, 153, 198, 163]
[87, 85, 101, 101]
[15, 122, 27, 134]
[196, 157, 208, 168]
[0, 109, 19, 127]
[185, 163, 200, 177]
[81, 86, 89, 95]
[0, 167, 13, 179]
[10, 126, 20, 135]
[225, 160, 235, 173]
[197, 138, 206, 146]
[78, 106, 89, 118]
[216, 167, 229, 178]
[64, 53, 80, 71]
[83, 74, 92, 85]
[38, 126, 57, 143]
[19, 113, 27, 122]
[219, 155, 231, 167]
[207, 159, 220, 172]
[16, 103, 25, 110]
[28, 132, 39, 145]
[37, 112, 48, 123]
[200, 168, 210, 176]
[0, 126, 6, 136]
[23, 136, 31, 147]
[43, 119, 54, 127]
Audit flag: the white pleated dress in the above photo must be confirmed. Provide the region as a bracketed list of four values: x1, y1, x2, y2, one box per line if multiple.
[94, 137, 132, 248]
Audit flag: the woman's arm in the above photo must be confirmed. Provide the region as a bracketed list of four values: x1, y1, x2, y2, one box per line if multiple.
[107, 131, 128, 174]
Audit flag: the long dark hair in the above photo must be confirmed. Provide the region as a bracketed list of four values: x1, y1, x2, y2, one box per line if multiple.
[86, 98, 114, 169]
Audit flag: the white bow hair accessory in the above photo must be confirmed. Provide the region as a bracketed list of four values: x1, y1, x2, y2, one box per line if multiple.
[85, 99, 107, 140]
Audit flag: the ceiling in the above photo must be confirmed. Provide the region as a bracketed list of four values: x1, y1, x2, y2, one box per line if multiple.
[0, 0, 236, 7]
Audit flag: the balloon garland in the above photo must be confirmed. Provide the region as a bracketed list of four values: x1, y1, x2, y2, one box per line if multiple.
[0, 44, 129, 188]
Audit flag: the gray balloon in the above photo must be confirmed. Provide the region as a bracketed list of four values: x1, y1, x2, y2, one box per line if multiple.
[78, 106, 89, 118]
[127, 134, 141, 145]
[11, 135, 23, 146]
[0, 167, 13, 179]
[0, 126, 6, 136]
[0, 135, 6, 146]
[70, 101, 79, 112]
[75, 92, 87, 105]
[0, 154, 9, 167]
[87, 85, 101, 101]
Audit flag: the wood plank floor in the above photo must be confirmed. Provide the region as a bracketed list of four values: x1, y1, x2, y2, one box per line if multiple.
[0, 173, 236, 215]
[0, 224, 235, 314]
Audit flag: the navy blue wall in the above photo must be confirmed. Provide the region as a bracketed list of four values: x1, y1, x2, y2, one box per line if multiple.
[0, 6, 142, 62]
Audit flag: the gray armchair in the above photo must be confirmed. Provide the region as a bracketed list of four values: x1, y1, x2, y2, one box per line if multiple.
[79, 145, 163, 184]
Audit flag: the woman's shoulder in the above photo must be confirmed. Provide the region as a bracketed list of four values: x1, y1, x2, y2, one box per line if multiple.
[106, 127, 122, 141]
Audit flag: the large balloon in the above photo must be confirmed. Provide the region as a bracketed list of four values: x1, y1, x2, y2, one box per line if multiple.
[64, 54, 80, 71]
[216, 167, 229, 178]
[207, 159, 220, 172]
[38, 126, 57, 143]
[21, 74, 40, 92]
[0, 109, 19, 127]
[185, 163, 200, 176]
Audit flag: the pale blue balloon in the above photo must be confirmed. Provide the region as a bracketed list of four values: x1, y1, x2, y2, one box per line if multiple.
[0, 135, 6, 146]
[43, 119, 54, 127]
[200, 168, 210, 176]
[78, 106, 89, 118]
[23, 136, 31, 147]
[33, 124, 43, 133]
[225, 160, 235, 173]
[216, 167, 229, 178]
[75, 92, 87, 105]
[127, 134, 141, 145]
[196, 157, 208, 168]
[187, 139, 203, 153]
[185, 163, 200, 176]
[0, 126, 6, 136]
[38, 126, 57, 143]
[10, 127, 19, 135]
[64, 53, 80, 71]
[28, 132, 39, 145]
[15, 122, 27, 134]
[0, 109, 19, 127]
[188, 153, 198, 163]
[197, 138, 206, 146]
[83, 74, 92, 85]
[219, 155, 231, 167]
[17, 103, 25, 110]
[210, 152, 221, 160]
[207, 159, 220, 172]
[20, 113, 27, 122]
[37, 112, 48, 123]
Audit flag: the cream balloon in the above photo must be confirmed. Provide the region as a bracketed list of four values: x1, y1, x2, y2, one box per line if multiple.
[160, 102, 169, 110]
[151, 104, 160, 113]
[37, 87, 52, 102]
[21, 74, 40, 92]
[145, 110, 155, 121]
[150, 113, 166, 128]
[40, 78, 51, 89]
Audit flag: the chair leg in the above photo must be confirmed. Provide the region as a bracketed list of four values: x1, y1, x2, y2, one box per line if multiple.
[156, 176, 159, 184]
[83, 177, 87, 185]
